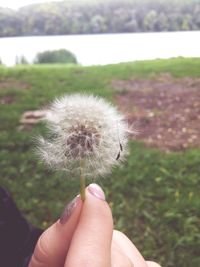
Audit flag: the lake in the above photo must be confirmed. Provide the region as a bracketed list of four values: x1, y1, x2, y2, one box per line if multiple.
[0, 31, 200, 66]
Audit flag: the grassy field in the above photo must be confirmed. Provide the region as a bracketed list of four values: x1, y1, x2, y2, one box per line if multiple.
[0, 58, 200, 267]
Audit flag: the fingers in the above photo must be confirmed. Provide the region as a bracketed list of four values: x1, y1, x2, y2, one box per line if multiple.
[111, 231, 161, 267]
[112, 230, 148, 267]
[111, 240, 134, 267]
[29, 195, 82, 267]
[64, 184, 113, 267]
[28, 184, 160, 267]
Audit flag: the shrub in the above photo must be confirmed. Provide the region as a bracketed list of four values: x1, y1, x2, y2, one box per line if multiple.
[34, 49, 77, 64]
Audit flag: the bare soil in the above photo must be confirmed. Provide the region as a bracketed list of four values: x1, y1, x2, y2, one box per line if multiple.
[0, 80, 30, 104]
[113, 74, 200, 151]
[0, 80, 30, 90]
[0, 95, 14, 104]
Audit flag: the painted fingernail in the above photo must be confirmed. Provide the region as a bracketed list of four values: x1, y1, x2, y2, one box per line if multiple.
[59, 195, 79, 224]
[87, 183, 105, 201]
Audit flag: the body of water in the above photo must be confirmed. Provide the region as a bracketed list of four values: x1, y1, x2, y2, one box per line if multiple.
[0, 31, 200, 66]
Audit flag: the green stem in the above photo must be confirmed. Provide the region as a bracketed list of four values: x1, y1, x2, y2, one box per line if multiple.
[80, 160, 86, 201]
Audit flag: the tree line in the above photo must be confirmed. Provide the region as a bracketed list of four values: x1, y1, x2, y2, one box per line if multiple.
[0, 49, 77, 65]
[0, 0, 200, 37]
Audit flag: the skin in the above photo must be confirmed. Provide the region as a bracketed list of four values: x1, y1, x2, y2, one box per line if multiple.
[29, 185, 161, 267]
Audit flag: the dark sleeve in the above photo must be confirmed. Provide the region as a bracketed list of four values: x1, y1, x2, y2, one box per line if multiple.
[0, 187, 43, 267]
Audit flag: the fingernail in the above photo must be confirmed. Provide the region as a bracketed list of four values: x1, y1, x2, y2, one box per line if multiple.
[59, 195, 79, 224]
[87, 183, 105, 201]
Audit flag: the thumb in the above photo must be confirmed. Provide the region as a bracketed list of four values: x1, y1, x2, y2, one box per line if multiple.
[65, 183, 113, 267]
[29, 195, 82, 267]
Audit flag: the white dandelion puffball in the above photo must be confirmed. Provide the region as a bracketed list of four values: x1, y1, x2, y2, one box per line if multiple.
[37, 94, 128, 178]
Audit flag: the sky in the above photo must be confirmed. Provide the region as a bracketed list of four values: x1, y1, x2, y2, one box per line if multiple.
[0, 0, 65, 9]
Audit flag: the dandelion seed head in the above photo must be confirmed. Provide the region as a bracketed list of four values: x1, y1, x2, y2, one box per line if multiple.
[37, 94, 130, 178]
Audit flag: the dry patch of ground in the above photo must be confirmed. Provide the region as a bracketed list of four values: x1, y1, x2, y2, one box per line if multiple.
[0, 80, 30, 90]
[0, 79, 30, 104]
[113, 74, 200, 151]
[0, 95, 14, 104]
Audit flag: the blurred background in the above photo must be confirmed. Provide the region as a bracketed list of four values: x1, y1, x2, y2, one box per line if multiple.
[1, 0, 200, 65]
[0, 1, 200, 266]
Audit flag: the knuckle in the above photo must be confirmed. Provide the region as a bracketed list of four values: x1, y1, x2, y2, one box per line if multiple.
[29, 232, 50, 267]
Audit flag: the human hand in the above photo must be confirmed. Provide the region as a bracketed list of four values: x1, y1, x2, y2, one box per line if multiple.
[28, 184, 161, 267]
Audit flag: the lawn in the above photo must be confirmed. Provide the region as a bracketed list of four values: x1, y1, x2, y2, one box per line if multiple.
[0, 58, 199, 267]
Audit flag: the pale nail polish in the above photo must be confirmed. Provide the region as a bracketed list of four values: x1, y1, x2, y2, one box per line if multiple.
[59, 195, 79, 224]
[88, 183, 105, 201]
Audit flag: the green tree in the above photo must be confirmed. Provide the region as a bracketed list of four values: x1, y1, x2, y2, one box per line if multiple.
[34, 49, 77, 64]
[90, 15, 107, 33]
[181, 14, 192, 31]
[157, 13, 169, 31]
[143, 10, 158, 31]
[124, 18, 139, 32]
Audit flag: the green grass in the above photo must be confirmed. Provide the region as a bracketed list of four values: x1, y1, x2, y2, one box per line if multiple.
[0, 58, 200, 267]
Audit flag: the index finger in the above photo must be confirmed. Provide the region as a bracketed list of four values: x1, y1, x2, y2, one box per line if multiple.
[29, 195, 82, 267]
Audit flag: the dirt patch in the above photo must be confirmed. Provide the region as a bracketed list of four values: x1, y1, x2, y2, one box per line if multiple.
[0, 80, 30, 105]
[113, 74, 200, 151]
[0, 95, 14, 104]
[0, 80, 30, 90]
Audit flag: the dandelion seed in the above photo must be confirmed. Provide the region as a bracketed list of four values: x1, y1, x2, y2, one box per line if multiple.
[37, 94, 130, 200]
